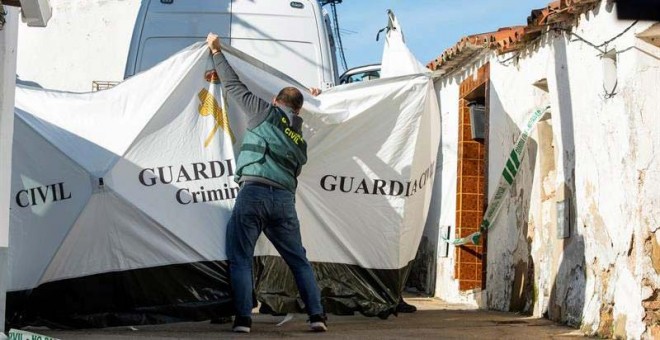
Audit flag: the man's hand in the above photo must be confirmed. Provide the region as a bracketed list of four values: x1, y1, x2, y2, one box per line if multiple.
[309, 87, 322, 97]
[207, 33, 221, 55]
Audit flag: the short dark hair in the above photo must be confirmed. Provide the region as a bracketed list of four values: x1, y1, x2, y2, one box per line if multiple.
[276, 87, 304, 112]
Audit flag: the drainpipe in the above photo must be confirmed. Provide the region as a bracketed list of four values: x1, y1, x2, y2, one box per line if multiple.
[0, 6, 19, 336]
[0, 1, 50, 336]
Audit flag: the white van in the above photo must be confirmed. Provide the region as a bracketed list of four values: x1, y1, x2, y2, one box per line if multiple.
[124, 0, 339, 89]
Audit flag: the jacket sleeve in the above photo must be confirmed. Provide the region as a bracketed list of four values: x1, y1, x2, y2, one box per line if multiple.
[213, 51, 270, 128]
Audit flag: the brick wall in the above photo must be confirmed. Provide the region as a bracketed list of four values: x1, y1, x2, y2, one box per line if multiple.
[455, 64, 489, 291]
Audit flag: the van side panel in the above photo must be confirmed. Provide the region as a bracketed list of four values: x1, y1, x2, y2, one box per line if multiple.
[230, 0, 324, 88]
[126, 0, 232, 77]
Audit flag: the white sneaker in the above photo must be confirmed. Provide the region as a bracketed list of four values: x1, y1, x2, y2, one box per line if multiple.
[232, 316, 252, 333]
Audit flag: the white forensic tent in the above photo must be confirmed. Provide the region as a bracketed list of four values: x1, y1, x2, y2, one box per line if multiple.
[7, 25, 440, 328]
[380, 10, 429, 78]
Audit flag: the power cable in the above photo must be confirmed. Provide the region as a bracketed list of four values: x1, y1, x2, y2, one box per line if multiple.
[497, 20, 639, 68]
[321, 0, 348, 71]
[553, 20, 639, 55]
[330, 2, 348, 71]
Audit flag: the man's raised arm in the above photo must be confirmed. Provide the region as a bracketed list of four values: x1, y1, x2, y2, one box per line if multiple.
[207, 33, 270, 126]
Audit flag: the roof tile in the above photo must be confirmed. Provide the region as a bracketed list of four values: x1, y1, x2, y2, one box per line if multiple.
[427, 0, 601, 72]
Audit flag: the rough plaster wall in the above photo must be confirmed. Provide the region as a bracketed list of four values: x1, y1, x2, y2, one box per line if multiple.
[486, 40, 553, 316]
[544, 31, 588, 328]
[620, 27, 660, 340]
[636, 68, 660, 340]
[16, 0, 140, 92]
[550, 5, 659, 339]
[483, 2, 660, 338]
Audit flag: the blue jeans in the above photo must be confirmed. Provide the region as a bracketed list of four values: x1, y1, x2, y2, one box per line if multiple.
[226, 182, 323, 317]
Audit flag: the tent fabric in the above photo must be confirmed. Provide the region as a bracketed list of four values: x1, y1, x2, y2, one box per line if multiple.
[379, 11, 429, 78]
[7, 33, 440, 328]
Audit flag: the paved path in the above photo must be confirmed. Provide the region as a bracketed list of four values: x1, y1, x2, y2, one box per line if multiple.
[20, 298, 585, 339]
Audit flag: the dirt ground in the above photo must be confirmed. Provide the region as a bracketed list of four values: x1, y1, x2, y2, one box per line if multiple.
[19, 298, 585, 339]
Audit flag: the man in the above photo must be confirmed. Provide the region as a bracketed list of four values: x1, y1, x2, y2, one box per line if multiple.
[206, 33, 327, 333]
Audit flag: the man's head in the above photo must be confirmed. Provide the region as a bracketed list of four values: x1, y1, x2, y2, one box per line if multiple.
[275, 87, 304, 114]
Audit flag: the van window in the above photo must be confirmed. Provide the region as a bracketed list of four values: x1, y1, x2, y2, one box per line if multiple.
[129, 0, 231, 73]
[127, 0, 335, 88]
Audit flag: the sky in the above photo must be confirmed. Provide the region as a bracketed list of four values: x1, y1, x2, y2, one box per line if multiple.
[332, 0, 551, 71]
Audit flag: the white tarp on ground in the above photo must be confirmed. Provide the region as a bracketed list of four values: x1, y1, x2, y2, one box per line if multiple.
[8, 25, 439, 326]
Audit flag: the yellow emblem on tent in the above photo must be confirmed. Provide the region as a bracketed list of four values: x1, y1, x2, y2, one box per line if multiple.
[198, 88, 235, 147]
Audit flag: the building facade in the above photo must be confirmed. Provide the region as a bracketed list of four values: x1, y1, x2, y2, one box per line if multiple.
[429, 1, 660, 338]
[16, 0, 139, 92]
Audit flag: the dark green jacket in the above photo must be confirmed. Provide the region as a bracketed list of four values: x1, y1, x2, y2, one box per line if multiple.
[213, 52, 308, 192]
[236, 106, 307, 192]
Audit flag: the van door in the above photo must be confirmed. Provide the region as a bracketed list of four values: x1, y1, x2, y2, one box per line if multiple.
[230, 0, 332, 88]
[124, 0, 232, 77]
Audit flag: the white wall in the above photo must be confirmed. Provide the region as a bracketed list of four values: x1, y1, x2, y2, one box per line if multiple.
[0, 6, 20, 336]
[17, 0, 140, 92]
[431, 76, 463, 302]
[559, 9, 659, 337]
[486, 38, 555, 315]
[482, 2, 660, 338]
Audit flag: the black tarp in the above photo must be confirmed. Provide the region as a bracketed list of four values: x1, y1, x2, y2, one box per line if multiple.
[6, 258, 412, 329]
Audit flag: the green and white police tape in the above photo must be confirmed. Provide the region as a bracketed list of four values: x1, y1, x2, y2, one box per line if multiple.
[7, 329, 59, 340]
[444, 106, 551, 246]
